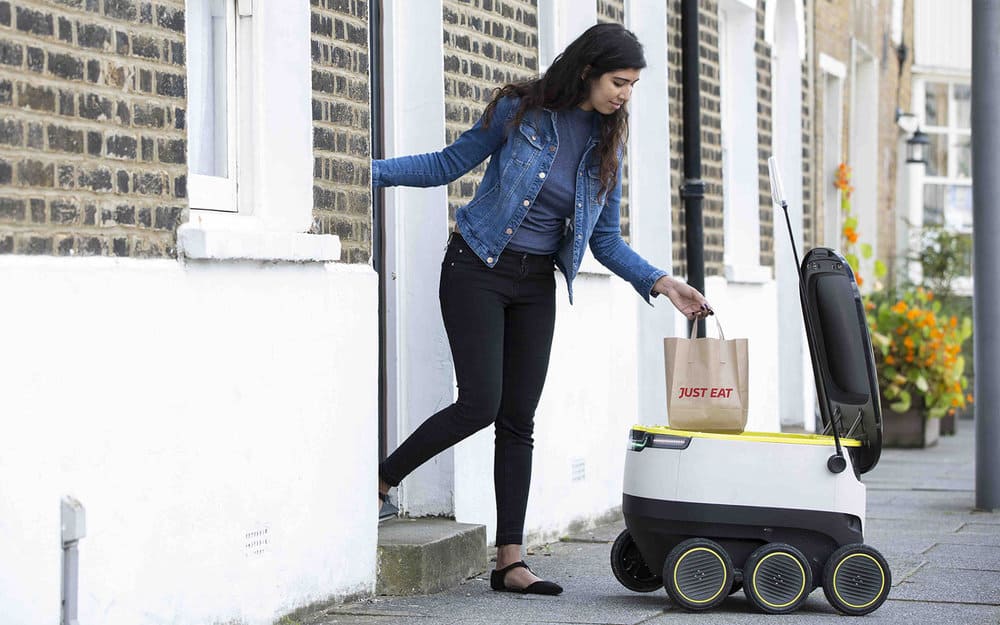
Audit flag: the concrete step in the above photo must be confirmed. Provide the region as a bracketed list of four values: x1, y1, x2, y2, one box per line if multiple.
[376, 517, 487, 596]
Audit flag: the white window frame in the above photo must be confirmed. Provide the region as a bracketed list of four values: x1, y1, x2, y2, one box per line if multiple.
[179, 0, 340, 262]
[536, 0, 596, 73]
[848, 38, 878, 289]
[913, 75, 973, 293]
[819, 53, 846, 250]
[186, 0, 239, 213]
[719, 0, 769, 283]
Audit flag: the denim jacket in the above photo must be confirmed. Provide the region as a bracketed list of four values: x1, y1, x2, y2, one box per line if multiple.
[371, 96, 668, 304]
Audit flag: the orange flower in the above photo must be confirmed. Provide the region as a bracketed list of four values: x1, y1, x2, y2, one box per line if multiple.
[949, 316, 958, 328]
[967, 394, 975, 403]
[844, 227, 859, 244]
[885, 355, 896, 365]
[856, 273, 864, 286]
[892, 301, 908, 314]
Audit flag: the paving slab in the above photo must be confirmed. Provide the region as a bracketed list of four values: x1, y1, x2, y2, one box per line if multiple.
[921, 543, 1000, 571]
[889, 566, 1000, 605]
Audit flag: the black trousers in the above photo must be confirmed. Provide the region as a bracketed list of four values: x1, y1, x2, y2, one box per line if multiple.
[379, 233, 557, 546]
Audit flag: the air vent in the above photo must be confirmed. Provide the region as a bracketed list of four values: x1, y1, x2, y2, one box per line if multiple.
[571, 457, 586, 482]
[245, 526, 269, 558]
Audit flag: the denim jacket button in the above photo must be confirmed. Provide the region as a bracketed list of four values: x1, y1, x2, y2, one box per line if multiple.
[549, 146, 556, 153]
[576, 235, 582, 240]
[522, 199, 530, 206]
[538, 172, 546, 179]
[576, 202, 582, 208]
[487, 257, 494, 264]
[505, 228, 513, 235]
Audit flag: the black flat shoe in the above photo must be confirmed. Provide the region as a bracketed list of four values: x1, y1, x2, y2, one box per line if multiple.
[490, 561, 563, 595]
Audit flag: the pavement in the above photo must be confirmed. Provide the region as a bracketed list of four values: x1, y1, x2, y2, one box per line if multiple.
[308, 421, 1000, 625]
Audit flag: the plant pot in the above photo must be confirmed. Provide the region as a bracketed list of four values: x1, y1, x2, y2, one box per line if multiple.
[940, 411, 957, 436]
[881, 399, 940, 448]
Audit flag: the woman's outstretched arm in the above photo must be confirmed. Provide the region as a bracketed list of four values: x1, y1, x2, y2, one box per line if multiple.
[372, 97, 518, 189]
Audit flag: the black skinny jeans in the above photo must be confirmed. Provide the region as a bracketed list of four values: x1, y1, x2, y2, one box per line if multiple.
[379, 233, 557, 546]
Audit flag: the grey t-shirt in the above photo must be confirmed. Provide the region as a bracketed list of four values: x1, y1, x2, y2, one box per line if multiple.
[507, 107, 597, 255]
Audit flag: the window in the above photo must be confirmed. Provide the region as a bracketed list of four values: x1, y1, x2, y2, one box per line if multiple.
[186, 0, 248, 213]
[918, 80, 972, 276]
[176, 0, 338, 261]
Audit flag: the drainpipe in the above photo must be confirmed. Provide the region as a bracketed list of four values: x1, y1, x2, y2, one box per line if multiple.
[680, 0, 706, 337]
[61, 497, 85, 625]
[370, 0, 387, 463]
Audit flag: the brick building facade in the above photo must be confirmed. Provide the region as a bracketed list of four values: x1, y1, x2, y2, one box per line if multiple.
[0, 0, 188, 258]
[813, 0, 911, 282]
[311, 0, 372, 264]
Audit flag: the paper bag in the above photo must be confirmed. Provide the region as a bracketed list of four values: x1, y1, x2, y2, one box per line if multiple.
[664, 317, 749, 432]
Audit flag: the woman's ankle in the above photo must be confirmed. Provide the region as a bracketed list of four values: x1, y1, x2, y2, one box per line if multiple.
[495, 544, 523, 568]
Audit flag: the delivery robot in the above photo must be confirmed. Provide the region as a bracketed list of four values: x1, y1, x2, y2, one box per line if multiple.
[611, 159, 890, 615]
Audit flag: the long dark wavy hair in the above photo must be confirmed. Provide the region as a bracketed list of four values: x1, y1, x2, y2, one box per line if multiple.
[482, 23, 646, 200]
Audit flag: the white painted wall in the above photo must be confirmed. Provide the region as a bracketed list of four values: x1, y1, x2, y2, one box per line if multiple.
[626, 0, 676, 426]
[913, 0, 971, 72]
[0, 257, 378, 625]
[703, 276, 781, 433]
[770, 0, 814, 430]
[849, 40, 879, 289]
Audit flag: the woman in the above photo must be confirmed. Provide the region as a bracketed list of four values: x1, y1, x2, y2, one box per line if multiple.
[372, 23, 712, 596]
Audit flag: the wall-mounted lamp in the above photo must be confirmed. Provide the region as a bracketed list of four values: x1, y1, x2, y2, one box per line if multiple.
[906, 129, 930, 165]
[895, 109, 928, 166]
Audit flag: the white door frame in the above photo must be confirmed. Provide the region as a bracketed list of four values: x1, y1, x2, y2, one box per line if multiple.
[382, 0, 454, 516]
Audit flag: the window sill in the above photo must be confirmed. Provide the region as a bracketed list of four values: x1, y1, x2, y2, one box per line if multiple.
[724, 263, 773, 284]
[178, 222, 341, 262]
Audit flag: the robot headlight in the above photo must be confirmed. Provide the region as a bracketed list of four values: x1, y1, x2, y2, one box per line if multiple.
[628, 429, 691, 451]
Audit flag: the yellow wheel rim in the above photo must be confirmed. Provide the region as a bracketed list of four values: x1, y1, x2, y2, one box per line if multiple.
[751, 551, 807, 609]
[673, 547, 728, 604]
[833, 553, 886, 609]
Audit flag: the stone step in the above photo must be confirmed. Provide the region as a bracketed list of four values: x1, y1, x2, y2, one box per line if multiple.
[376, 518, 487, 596]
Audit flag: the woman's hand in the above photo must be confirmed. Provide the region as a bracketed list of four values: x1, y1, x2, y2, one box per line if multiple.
[653, 275, 713, 320]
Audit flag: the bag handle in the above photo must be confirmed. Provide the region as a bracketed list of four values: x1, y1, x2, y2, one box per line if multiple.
[687, 316, 726, 340]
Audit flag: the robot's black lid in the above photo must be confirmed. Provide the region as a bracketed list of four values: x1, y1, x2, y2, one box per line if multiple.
[800, 248, 882, 474]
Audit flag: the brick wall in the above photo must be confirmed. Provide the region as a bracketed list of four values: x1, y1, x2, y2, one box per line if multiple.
[666, 0, 725, 278]
[813, 0, 908, 280]
[311, 0, 371, 264]
[874, 0, 910, 285]
[0, 0, 187, 258]
[442, 0, 537, 226]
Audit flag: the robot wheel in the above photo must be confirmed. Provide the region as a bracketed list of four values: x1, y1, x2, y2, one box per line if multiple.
[610, 529, 663, 592]
[822, 543, 891, 615]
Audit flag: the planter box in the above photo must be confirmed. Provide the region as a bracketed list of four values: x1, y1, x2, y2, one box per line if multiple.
[940, 412, 957, 436]
[881, 400, 940, 448]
